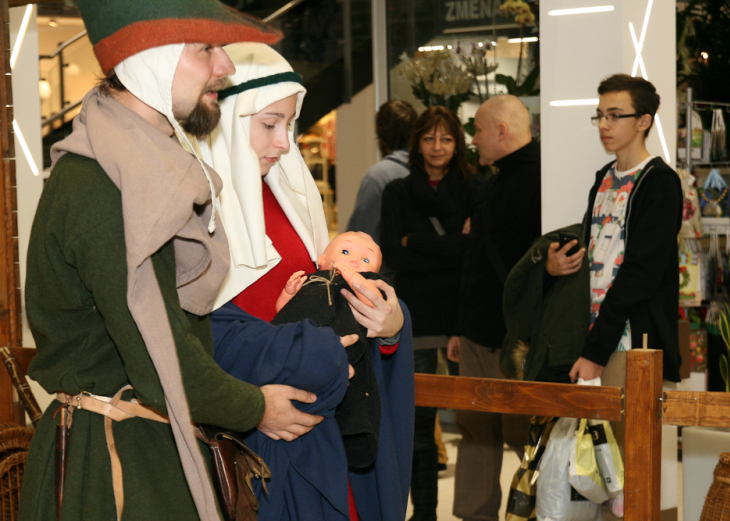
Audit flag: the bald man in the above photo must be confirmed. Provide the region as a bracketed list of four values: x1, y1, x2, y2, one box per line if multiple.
[446, 95, 540, 521]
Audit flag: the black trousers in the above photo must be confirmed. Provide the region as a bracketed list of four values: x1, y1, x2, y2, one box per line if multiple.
[410, 348, 439, 521]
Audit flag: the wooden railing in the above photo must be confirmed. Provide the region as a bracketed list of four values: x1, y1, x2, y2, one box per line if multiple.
[416, 349, 730, 521]
[4, 347, 730, 519]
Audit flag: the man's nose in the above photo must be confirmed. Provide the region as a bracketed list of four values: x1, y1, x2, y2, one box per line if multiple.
[213, 47, 235, 78]
[348, 259, 360, 269]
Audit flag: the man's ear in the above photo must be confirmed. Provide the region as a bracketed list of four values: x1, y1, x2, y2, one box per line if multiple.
[316, 253, 326, 270]
[638, 114, 652, 133]
[498, 122, 509, 142]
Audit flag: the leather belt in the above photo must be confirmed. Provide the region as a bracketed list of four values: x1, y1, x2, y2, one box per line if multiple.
[56, 386, 171, 521]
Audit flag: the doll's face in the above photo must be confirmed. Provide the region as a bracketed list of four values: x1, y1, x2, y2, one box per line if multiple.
[317, 231, 382, 273]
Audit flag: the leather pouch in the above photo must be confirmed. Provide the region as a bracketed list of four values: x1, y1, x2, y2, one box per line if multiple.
[197, 426, 271, 521]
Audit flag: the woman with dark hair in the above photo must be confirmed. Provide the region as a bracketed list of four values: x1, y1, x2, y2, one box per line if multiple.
[381, 106, 486, 521]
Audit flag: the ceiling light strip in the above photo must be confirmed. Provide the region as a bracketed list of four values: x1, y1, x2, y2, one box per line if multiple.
[13, 120, 39, 176]
[654, 114, 671, 164]
[10, 5, 33, 69]
[629, 22, 648, 79]
[547, 6, 615, 16]
[639, 0, 654, 48]
[549, 99, 599, 107]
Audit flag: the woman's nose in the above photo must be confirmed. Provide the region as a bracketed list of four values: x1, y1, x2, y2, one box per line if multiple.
[274, 128, 290, 152]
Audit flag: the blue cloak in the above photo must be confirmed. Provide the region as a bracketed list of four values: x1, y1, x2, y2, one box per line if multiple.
[210, 302, 414, 521]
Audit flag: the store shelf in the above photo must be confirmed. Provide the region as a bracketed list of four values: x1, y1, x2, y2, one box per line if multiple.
[702, 217, 730, 235]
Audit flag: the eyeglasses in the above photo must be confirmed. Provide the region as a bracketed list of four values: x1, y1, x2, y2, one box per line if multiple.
[590, 113, 640, 126]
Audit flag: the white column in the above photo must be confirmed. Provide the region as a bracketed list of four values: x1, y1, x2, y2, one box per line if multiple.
[10, 5, 43, 345]
[540, 0, 676, 233]
[10, 6, 56, 412]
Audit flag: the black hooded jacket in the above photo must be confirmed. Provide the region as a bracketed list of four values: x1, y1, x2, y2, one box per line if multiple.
[581, 156, 682, 382]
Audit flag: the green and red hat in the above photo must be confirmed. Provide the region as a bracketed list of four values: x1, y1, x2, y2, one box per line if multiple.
[76, 0, 282, 74]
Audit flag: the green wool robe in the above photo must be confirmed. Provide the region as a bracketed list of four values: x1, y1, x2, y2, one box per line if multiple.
[19, 153, 265, 521]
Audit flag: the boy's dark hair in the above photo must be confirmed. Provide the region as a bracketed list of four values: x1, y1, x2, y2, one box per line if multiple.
[598, 74, 660, 138]
[408, 105, 475, 180]
[376, 100, 417, 156]
[97, 71, 127, 97]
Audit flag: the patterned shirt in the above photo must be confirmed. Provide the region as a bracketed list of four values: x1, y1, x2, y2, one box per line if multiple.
[588, 156, 654, 351]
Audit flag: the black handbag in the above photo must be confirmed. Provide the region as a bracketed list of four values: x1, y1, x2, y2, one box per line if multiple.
[197, 426, 271, 521]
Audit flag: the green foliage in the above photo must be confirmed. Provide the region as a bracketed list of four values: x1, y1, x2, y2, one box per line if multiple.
[677, 0, 730, 102]
[463, 117, 476, 137]
[495, 66, 540, 97]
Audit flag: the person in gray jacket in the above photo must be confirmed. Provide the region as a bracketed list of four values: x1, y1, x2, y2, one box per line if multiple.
[347, 100, 417, 255]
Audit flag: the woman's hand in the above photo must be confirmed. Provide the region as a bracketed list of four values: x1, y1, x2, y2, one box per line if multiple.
[545, 241, 585, 276]
[447, 335, 460, 363]
[462, 217, 471, 235]
[341, 278, 404, 339]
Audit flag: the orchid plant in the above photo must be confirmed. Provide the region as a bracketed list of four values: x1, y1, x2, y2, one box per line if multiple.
[395, 41, 498, 113]
[395, 49, 474, 113]
[497, 0, 539, 96]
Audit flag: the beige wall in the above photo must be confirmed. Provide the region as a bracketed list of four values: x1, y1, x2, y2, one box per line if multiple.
[335, 83, 378, 233]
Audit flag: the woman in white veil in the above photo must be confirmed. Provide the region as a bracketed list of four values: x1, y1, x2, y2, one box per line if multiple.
[199, 43, 413, 521]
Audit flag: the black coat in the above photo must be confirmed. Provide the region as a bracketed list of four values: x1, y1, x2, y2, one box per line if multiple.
[457, 140, 542, 348]
[581, 156, 682, 382]
[271, 270, 385, 469]
[381, 166, 486, 337]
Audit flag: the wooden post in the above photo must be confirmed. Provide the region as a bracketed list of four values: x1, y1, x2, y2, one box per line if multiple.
[624, 349, 663, 521]
[0, 0, 24, 425]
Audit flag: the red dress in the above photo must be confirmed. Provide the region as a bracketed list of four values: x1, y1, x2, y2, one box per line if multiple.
[230, 182, 361, 521]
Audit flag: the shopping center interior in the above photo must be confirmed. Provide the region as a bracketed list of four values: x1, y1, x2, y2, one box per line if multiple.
[1, 1, 729, 520]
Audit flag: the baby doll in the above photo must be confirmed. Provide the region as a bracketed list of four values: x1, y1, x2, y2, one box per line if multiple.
[272, 231, 387, 469]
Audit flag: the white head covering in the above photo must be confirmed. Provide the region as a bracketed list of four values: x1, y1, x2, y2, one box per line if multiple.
[197, 42, 329, 310]
[115, 44, 220, 232]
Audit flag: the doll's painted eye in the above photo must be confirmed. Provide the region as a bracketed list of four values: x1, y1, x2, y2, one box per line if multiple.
[341, 249, 349, 255]
[363, 258, 370, 263]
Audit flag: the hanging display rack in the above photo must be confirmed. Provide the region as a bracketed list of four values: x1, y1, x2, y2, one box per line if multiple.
[679, 87, 730, 171]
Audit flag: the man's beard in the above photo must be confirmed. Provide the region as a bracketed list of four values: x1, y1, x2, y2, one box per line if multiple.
[180, 98, 221, 138]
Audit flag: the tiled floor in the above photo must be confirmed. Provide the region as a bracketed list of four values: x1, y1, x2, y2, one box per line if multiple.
[407, 430, 684, 521]
[406, 431, 521, 521]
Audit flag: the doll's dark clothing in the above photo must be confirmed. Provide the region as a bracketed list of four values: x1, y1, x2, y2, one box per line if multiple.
[272, 270, 386, 469]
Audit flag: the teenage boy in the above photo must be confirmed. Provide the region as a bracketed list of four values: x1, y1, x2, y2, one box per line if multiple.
[546, 74, 682, 384]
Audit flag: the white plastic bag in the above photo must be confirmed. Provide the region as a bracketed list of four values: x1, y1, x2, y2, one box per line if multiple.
[569, 418, 609, 504]
[536, 417, 601, 521]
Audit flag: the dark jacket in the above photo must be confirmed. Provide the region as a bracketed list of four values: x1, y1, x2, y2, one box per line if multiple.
[381, 166, 486, 337]
[501, 224, 590, 383]
[457, 139, 542, 348]
[582, 156, 682, 382]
